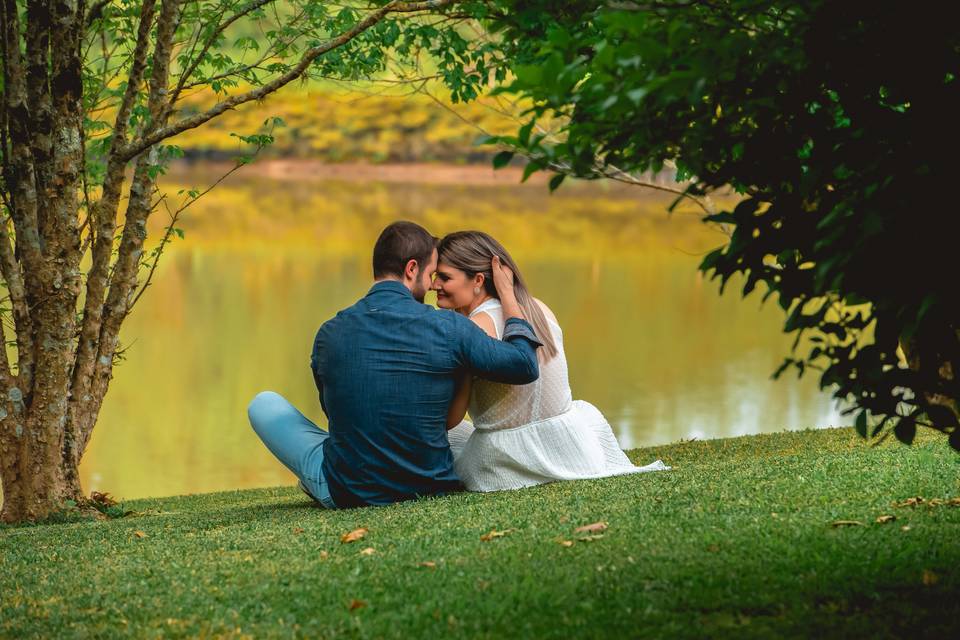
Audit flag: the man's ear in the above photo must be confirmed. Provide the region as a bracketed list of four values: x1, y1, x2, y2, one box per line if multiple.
[404, 258, 419, 281]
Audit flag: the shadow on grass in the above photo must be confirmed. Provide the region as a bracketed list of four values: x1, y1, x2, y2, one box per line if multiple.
[692, 581, 960, 639]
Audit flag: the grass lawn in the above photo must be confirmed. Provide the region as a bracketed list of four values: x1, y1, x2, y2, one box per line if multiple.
[2, 427, 958, 639]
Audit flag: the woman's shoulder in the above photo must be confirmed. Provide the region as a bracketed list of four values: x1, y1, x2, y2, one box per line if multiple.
[533, 298, 560, 326]
[470, 310, 499, 338]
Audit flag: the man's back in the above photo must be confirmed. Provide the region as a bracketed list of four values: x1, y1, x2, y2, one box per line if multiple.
[313, 281, 457, 507]
[313, 280, 542, 508]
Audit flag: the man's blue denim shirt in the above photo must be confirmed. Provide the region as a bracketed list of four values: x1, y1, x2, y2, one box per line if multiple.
[311, 280, 542, 508]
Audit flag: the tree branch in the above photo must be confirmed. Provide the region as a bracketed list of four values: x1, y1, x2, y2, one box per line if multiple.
[0, 215, 25, 384]
[71, 0, 159, 428]
[25, 1, 53, 239]
[0, 306, 11, 390]
[121, 0, 459, 162]
[85, 0, 111, 28]
[74, 0, 182, 463]
[167, 0, 277, 111]
[128, 150, 261, 311]
[1, 0, 41, 255]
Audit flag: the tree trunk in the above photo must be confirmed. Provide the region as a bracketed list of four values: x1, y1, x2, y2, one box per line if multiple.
[0, 413, 81, 522]
[0, 0, 461, 524]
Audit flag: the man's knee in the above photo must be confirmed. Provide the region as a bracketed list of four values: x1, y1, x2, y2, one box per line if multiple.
[248, 390, 287, 432]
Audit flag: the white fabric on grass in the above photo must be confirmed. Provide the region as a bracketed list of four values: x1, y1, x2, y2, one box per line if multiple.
[448, 298, 669, 492]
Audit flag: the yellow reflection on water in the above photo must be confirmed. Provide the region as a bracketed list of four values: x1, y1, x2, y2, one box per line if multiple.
[79, 170, 842, 500]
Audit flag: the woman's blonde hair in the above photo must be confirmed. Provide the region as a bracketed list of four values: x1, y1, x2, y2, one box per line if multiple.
[437, 231, 558, 360]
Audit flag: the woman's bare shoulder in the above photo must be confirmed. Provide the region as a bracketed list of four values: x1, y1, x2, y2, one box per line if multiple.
[470, 311, 499, 338]
[533, 298, 559, 325]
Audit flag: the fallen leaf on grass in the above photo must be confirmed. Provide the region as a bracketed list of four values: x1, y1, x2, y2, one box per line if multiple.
[574, 521, 608, 534]
[901, 525, 912, 532]
[923, 570, 939, 586]
[893, 496, 925, 508]
[133, 530, 147, 538]
[557, 540, 575, 548]
[480, 529, 514, 541]
[359, 547, 376, 556]
[318, 550, 329, 560]
[576, 534, 606, 542]
[88, 491, 119, 507]
[293, 527, 305, 535]
[418, 561, 437, 568]
[830, 520, 864, 528]
[875, 515, 896, 524]
[348, 599, 366, 611]
[341, 528, 368, 543]
[893, 496, 960, 509]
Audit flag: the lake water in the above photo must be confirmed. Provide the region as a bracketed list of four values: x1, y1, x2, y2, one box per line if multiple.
[78, 166, 844, 500]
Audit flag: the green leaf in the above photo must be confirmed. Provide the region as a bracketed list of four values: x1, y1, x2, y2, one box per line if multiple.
[894, 416, 916, 445]
[492, 151, 515, 169]
[548, 173, 566, 192]
[626, 88, 647, 105]
[521, 161, 541, 183]
[855, 410, 868, 438]
[518, 121, 535, 147]
[924, 404, 959, 429]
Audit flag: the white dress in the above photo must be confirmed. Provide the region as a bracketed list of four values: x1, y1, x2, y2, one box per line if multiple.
[447, 298, 669, 492]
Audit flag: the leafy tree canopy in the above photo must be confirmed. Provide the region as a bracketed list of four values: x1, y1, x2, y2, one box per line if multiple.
[475, 0, 960, 448]
[0, 0, 504, 522]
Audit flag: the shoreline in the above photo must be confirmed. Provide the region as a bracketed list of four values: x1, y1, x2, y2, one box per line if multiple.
[165, 157, 682, 193]
[168, 158, 550, 186]
[101, 427, 851, 504]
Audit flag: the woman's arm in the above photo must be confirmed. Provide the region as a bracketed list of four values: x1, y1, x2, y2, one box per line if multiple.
[447, 312, 498, 428]
[446, 372, 472, 429]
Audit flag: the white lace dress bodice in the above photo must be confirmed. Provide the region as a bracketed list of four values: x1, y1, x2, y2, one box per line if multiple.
[467, 299, 573, 430]
[447, 298, 668, 492]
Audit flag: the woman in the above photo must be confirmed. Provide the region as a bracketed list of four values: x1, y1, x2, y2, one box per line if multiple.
[434, 230, 668, 492]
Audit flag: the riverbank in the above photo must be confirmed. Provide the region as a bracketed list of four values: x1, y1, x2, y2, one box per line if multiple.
[3, 428, 958, 638]
[164, 157, 682, 191]
[168, 157, 556, 187]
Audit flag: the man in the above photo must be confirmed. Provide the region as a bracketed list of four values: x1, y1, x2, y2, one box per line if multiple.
[247, 221, 542, 508]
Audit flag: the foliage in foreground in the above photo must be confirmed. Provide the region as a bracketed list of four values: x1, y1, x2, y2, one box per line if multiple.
[2, 428, 958, 638]
[479, 0, 960, 448]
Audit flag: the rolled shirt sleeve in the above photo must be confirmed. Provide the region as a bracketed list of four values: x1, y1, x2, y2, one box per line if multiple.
[502, 317, 544, 347]
[455, 315, 541, 385]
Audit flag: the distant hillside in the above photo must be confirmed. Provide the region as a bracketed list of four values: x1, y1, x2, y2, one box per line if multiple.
[169, 87, 529, 164]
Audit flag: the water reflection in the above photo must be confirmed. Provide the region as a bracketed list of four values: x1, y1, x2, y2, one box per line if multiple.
[79, 170, 843, 499]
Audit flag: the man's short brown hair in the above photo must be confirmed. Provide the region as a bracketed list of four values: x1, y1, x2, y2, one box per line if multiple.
[372, 221, 437, 279]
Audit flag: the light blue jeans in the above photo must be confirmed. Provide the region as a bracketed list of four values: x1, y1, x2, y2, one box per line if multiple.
[247, 391, 336, 509]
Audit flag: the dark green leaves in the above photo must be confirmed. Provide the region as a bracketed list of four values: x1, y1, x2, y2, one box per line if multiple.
[492, 151, 514, 169]
[483, 0, 959, 449]
[894, 416, 917, 446]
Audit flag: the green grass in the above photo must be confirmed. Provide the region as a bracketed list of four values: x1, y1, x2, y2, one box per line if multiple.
[2, 428, 958, 639]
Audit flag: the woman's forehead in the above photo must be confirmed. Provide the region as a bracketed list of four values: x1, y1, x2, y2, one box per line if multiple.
[435, 260, 463, 274]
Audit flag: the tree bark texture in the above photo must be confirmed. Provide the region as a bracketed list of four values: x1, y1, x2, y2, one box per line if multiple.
[0, 0, 459, 522]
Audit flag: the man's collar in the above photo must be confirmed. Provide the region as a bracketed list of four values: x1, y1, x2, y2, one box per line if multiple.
[366, 280, 413, 298]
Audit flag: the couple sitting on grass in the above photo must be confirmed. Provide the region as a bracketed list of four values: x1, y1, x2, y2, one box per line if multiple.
[247, 221, 668, 509]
